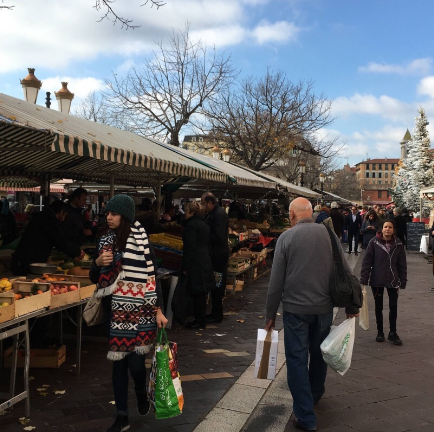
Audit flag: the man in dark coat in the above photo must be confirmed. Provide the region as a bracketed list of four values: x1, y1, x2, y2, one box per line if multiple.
[61, 187, 91, 248]
[11, 200, 84, 276]
[344, 206, 362, 255]
[393, 208, 407, 246]
[329, 202, 344, 238]
[202, 192, 229, 323]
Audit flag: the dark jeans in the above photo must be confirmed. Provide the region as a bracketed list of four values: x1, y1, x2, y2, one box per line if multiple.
[371, 287, 399, 333]
[210, 254, 229, 321]
[347, 230, 360, 252]
[112, 352, 147, 416]
[283, 311, 333, 430]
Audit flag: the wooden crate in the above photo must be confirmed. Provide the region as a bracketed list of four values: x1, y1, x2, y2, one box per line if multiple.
[4, 345, 66, 368]
[0, 292, 15, 323]
[79, 284, 96, 300]
[14, 280, 51, 293]
[14, 291, 51, 317]
[226, 280, 244, 292]
[49, 281, 81, 309]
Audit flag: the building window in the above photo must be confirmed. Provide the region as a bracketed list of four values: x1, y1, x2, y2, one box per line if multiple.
[366, 172, 370, 178]
[385, 173, 388, 178]
[378, 172, 382, 178]
[192, 137, 196, 142]
[378, 191, 382, 198]
[372, 164, 376, 170]
[378, 180, 382, 184]
[391, 164, 395, 170]
[372, 172, 376, 178]
[385, 180, 388, 184]
[366, 163, 370, 170]
[198, 137, 203, 142]
[385, 164, 388, 170]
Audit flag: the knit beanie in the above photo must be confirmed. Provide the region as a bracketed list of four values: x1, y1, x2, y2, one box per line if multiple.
[105, 194, 135, 223]
[331, 202, 339, 209]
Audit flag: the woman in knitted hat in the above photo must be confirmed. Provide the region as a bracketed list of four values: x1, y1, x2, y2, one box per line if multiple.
[89, 194, 167, 432]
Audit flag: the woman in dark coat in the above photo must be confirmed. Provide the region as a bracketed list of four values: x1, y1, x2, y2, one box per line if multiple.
[360, 219, 407, 346]
[182, 201, 215, 329]
[360, 210, 380, 250]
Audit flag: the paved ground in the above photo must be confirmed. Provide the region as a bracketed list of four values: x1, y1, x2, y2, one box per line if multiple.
[2, 250, 434, 431]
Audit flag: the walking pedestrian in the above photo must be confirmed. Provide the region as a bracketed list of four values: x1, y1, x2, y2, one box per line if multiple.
[201, 192, 229, 323]
[314, 206, 334, 231]
[360, 219, 407, 345]
[89, 194, 168, 432]
[393, 208, 407, 246]
[329, 202, 344, 238]
[360, 210, 380, 250]
[344, 206, 362, 255]
[265, 197, 359, 432]
[182, 201, 215, 329]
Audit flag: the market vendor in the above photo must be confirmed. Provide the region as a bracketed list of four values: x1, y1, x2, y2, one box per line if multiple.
[11, 200, 85, 276]
[61, 187, 92, 247]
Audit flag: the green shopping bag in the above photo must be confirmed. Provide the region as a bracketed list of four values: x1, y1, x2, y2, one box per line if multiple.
[148, 328, 184, 419]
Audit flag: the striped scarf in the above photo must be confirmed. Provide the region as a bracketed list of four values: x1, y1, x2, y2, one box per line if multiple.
[95, 221, 158, 361]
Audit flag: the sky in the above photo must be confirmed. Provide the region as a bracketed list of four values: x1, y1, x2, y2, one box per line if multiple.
[1, 0, 434, 168]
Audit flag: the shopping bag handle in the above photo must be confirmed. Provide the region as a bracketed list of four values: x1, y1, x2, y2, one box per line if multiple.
[157, 327, 169, 345]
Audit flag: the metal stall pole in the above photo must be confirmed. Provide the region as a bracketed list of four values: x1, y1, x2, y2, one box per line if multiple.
[156, 178, 162, 221]
[76, 305, 83, 375]
[110, 173, 115, 199]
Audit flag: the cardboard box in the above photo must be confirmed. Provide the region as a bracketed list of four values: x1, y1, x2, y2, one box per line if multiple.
[49, 281, 81, 309]
[254, 329, 279, 380]
[79, 284, 96, 300]
[0, 292, 15, 323]
[4, 345, 66, 368]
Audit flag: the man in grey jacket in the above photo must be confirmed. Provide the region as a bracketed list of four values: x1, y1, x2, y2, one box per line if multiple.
[265, 197, 358, 432]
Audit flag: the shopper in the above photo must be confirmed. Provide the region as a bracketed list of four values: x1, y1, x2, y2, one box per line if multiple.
[201, 192, 229, 323]
[360, 219, 407, 346]
[89, 194, 167, 432]
[344, 206, 362, 255]
[315, 205, 334, 231]
[393, 207, 407, 246]
[265, 197, 359, 431]
[360, 210, 380, 250]
[182, 201, 215, 329]
[329, 202, 344, 239]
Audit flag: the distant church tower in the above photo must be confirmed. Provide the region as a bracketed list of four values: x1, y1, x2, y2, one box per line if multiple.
[400, 129, 411, 160]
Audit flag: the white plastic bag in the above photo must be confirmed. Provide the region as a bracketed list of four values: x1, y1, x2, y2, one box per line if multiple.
[320, 318, 355, 376]
[359, 285, 369, 330]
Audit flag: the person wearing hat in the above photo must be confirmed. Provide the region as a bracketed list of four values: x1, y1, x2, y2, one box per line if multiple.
[312, 204, 321, 222]
[89, 194, 167, 432]
[329, 202, 344, 239]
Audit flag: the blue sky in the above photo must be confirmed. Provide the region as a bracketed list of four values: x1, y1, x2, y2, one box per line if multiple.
[1, 0, 434, 167]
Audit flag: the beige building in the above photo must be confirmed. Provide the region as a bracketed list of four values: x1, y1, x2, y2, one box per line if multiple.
[355, 158, 400, 187]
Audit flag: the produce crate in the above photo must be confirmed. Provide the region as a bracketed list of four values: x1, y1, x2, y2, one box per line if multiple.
[13, 291, 51, 317]
[228, 257, 250, 272]
[153, 248, 183, 271]
[14, 280, 51, 293]
[80, 284, 96, 300]
[0, 292, 15, 324]
[49, 281, 81, 309]
[4, 345, 66, 368]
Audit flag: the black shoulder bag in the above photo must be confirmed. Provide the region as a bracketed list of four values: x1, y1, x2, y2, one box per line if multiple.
[324, 225, 363, 309]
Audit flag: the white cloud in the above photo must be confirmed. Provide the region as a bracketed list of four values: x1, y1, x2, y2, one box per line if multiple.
[359, 58, 432, 75]
[418, 76, 434, 99]
[41, 77, 106, 100]
[332, 93, 412, 123]
[0, 0, 300, 74]
[252, 21, 300, 44]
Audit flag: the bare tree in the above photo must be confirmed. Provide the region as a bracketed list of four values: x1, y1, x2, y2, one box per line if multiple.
[330, 168, 360, 201]
[0, 0, 14, 10]
[105, 25, 236, 146]
[203, 70, 334, 171]
[94, 0, 165, 30]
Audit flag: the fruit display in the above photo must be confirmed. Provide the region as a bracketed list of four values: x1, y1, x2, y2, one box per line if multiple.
[149, 233, 183, 251]
[0, 278, 12, 293]
[49, 283, 78, 296]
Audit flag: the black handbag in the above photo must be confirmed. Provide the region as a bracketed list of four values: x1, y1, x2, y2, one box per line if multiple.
[324, 225, 363, 308]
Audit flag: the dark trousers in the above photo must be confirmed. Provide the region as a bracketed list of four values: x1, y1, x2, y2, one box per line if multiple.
[371, 287, 399, 333]
[210, 254, 229, 321]
[347, 230, 360, 253]
[191, 293, 207, 326]
[112, 352, 147, 416]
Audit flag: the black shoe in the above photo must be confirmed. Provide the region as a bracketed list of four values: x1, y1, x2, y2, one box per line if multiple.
[293, 418, 316, 431]
[388, 332, 402, 345]
[347, 251, 352, 254]
[107, 415, 130, 432]
[137, 392, 150, 416]
[354, 252, 358, 256]
[376, 332, 385, 342]
[186, 320, 205, 329]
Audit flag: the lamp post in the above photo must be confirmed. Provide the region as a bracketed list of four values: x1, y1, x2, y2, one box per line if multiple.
[55, 82, 74, 114]
[319, 173, 326, 192]
[360, 188, 364, 204]
[328, 175, 334, 192]
[20, 68, 42, 104]
[222, 148, 231, 162]
[212, 145, 221, 159]
[298, 160, 306, 187]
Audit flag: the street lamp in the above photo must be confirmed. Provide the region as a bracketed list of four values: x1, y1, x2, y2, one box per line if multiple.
[55, 82, 74, 114]
[319, 173, 326, 192]
[212, 145, 221, 159]
[222, 148, 231, 162]
[20, 68, 42, 104]
[298, 160, 306, 187]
